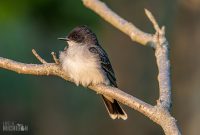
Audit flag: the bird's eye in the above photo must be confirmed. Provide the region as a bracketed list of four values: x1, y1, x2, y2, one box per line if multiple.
[73, 33, 84, 43]
[73, 34, 80, 39]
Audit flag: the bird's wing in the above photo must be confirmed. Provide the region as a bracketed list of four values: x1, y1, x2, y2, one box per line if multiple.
[89, 46, 117, 87]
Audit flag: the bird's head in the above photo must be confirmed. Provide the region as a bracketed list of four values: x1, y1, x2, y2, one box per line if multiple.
[58, 25, 99, 46]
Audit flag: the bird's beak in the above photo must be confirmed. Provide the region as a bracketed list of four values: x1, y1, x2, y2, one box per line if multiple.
[58, 37, 69, 41]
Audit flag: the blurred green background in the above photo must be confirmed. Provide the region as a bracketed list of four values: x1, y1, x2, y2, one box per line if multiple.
[0, 0, 200, 135]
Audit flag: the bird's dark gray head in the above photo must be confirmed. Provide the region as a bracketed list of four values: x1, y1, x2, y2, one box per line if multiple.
[59, 25, 99, 45]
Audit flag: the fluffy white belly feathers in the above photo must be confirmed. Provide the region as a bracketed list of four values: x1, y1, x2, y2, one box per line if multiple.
[59, 44, 109, 87]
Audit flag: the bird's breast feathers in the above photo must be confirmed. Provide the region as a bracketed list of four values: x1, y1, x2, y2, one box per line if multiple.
[59, 44, 109, 86]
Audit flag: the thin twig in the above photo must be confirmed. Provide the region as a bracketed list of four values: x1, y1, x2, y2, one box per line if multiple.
[145, 9, 161, 32]
[32, 49, 47, 64]
[51, 52, 60, 64]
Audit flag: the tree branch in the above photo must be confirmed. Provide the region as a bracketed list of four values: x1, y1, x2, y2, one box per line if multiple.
[0, 55, 179, 135]
[83, 0, 153, 45]
[51, 52, 60, 64]
[0, 0, 180, 134]
[82, 0, 179, 134]
[144, 9, 171, 109]
[32, 49, 47, 64]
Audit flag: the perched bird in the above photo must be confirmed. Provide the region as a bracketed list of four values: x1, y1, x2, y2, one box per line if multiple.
[59, 25, 127, 120]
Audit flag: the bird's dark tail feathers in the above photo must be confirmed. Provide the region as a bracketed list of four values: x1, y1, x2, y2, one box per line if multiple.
[101, 95, 127, 120]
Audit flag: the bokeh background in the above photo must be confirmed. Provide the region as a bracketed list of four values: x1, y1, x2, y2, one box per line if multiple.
[0, 0, 200, 135]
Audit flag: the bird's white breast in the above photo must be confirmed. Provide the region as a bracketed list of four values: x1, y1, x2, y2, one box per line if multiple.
[59, 42, 109, 86]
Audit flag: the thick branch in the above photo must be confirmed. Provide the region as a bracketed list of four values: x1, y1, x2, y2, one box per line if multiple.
[0, 57, 178, 135]
[155, 36, 171, 109]
[82, 0, 172, 109]
[82, 0, 172, 112]
[0, 57, 153, 115]
[0, 57, 68, 80]
[83, 0, 153, 45]
[145, 9, 171, 109]
[82, 0, 179, 134]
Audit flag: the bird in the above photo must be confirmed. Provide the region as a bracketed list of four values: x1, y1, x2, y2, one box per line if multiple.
[58, 25, 127, 120]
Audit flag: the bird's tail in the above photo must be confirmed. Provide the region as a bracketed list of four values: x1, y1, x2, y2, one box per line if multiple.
[101, 95, 127, 120]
